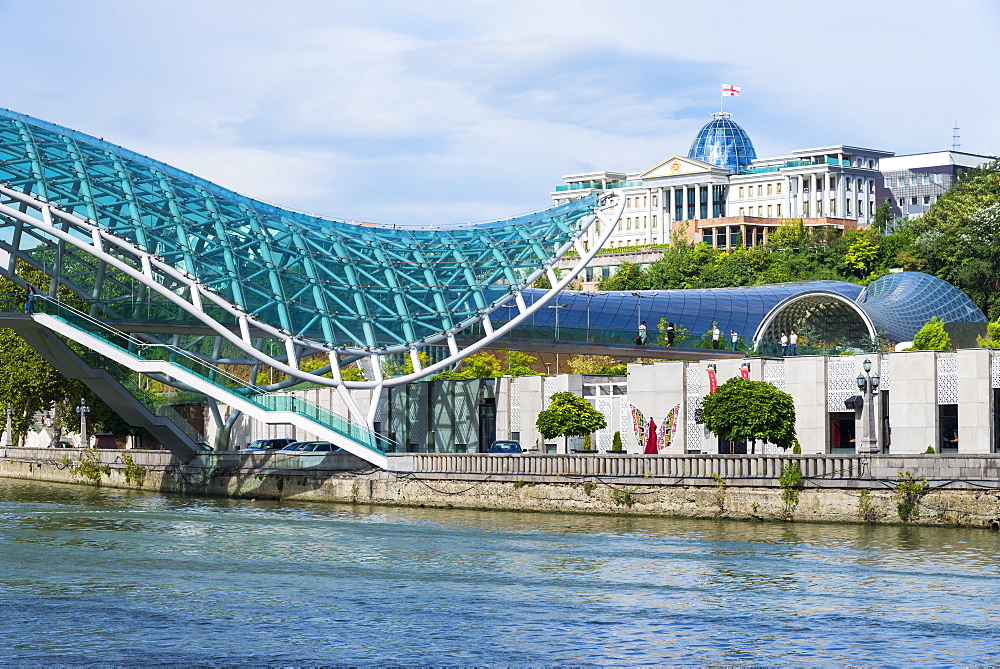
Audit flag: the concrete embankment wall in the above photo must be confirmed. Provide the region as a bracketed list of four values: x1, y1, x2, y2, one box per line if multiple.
[2, 449, 1000, 529]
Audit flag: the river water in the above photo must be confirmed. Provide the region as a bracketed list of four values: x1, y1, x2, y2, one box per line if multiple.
[0, 478, 998, 666]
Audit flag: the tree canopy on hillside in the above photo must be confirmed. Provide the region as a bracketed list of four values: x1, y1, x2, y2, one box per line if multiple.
[597, 160, 1000, 318]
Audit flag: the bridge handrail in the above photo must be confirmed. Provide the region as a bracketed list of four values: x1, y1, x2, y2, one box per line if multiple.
[30, 296, 396, 453]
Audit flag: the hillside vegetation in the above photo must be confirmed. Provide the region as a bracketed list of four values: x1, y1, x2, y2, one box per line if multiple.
[599, 161, 1000, 318]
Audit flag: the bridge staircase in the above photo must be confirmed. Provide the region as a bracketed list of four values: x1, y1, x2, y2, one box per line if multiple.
[15, 298, 391, 468]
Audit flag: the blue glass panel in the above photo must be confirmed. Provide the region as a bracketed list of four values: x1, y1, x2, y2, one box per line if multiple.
[0, 108, 601, 349]
[688, 113, 757, 174]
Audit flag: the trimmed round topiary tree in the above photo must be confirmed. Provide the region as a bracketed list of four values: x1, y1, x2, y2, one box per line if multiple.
[700, 377, 797, 450]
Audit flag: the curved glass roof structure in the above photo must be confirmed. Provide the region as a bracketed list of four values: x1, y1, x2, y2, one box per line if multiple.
[492, 280, 864, 341]
[491, 272, 984, 353]
[856, 271, 986, 342]
[687, 113, 757, 174]
[0, 108, 601, 349]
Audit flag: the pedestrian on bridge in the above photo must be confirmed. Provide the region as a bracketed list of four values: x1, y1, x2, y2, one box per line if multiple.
[23, 285, 36, 315]
[730, 329, 739, 351]
[665, 321, 675, 346]
[637, 320, 648, 345]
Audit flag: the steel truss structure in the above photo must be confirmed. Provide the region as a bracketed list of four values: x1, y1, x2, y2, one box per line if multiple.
[0, 109, 623, 428]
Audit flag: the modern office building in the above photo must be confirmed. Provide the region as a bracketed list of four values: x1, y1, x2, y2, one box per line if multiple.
[876, 150, 996, 220]
[552, 112, 893, 253]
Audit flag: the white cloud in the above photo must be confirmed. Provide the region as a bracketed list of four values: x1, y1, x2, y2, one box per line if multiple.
[0, 0, 996, 224]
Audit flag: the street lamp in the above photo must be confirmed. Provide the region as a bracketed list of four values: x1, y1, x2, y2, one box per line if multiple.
[76, 398, 91, 448]
[853, 358, 881, 453]
[631, 292, 659, 343]
[585, 291, 607, 342]
[548, 303, 569, 373]
[548, 303, 569, 341]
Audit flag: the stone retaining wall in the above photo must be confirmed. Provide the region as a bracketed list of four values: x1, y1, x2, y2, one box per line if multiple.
[3, 450, 1000, 529]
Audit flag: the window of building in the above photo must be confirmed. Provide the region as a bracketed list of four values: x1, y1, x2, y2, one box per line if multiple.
[776, 203, 782, 216]
[776, 182, 782, 194]
[652, 215, 657, 227]
[870, 200, 874, 215]
[859, 200, 863, 215]
[830, 199, 836, 215]
[757, 206, 763, 216]
[626, 197, 632, 209]
[643, 216, 647, 228]
[922, 174, 931, 185]
[910, 176, 918, 186]
[846, 200, 851, 215]
[767, 204, 772, 217]
[738, 186, 744, 198]
[757, 185, 763, 196]
[617, 220, 622, 231]
[869, 181, 874, 193]
[935, 173, 943, 184]
[923, 195, 931, 205]
[803, 202, 809, 216]
[939, 404, 958, 452]
[911, 196, 918, 206]
[651, 195, 658, 207]
[626, 217, 632, 229]
[884, 177, 892, 187]
[817, 201, 823, 215]
[767, 183, 773, 195]
[739, 207, 745, 215]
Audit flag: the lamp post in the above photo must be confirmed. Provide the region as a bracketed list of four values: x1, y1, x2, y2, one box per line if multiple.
[631, 291, 659, 343]
[548, 303, 569, 373]
[855, 358, 881, 454]
[585, 291, 607, 342]
[76, 398, 91, 449]
[548, 303, 569, 341]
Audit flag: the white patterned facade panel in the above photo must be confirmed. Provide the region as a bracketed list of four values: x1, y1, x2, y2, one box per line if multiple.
[937, 356, 958, 405]
[543, 378, 556, 407]
[510, 379, 521, 432]
[685, 365, 703, 452]
[597, 397, 613, 451]
[763, 361, 785, 392]
[621, 396, 640, 449]
[992, 355, 1000, 389]
[879, 358, 890, 390]
[827, 359, 857, 412]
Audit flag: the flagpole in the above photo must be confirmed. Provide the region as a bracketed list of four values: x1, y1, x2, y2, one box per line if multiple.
[720, 83, 724, 114]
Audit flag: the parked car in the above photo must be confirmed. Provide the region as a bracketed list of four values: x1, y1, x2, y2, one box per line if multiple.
[299, 441, 342, 453]
[279, 441, 313, 451]
[489, 440, 523, 454]
[239, 438, 296, 453]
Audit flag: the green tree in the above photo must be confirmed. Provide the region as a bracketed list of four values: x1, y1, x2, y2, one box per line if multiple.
[535, 391, 607, 440]
[700, 377, 797, 450]
[504, 350, 539, 376]
[911, 316, 951, 350]
[566, 354, 624, 374]
[433, 351, 505, 380]
[977, 318, 1000, 348]
[872, 197, 893, 233]
[597, 261, 648, 291]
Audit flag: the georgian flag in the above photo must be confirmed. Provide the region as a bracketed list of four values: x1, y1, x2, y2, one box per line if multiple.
[722, 83, 741, 96]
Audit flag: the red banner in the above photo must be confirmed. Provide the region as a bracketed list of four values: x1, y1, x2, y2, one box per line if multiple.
[740, 366, 750, 380]
[708, 368, 718, 393]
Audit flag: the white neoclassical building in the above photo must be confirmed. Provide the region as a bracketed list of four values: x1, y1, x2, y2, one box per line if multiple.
[551, 113, 892, 253]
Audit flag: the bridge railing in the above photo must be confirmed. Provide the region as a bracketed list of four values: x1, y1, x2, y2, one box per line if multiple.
[29, 296, 395, 455]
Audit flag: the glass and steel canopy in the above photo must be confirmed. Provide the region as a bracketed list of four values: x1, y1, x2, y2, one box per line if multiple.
[0, 108, 603, 351]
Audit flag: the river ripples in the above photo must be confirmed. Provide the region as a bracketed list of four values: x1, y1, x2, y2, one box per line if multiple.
[0, 478, 998, 666]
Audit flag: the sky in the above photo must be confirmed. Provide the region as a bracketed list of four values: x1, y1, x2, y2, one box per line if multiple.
[4, 0, 999, 226]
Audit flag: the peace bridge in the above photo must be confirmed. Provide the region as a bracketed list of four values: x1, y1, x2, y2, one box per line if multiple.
[0, 109, 984, 467]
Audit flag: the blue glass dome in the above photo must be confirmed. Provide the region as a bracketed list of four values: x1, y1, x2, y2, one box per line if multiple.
[687, 113, 757, 173]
